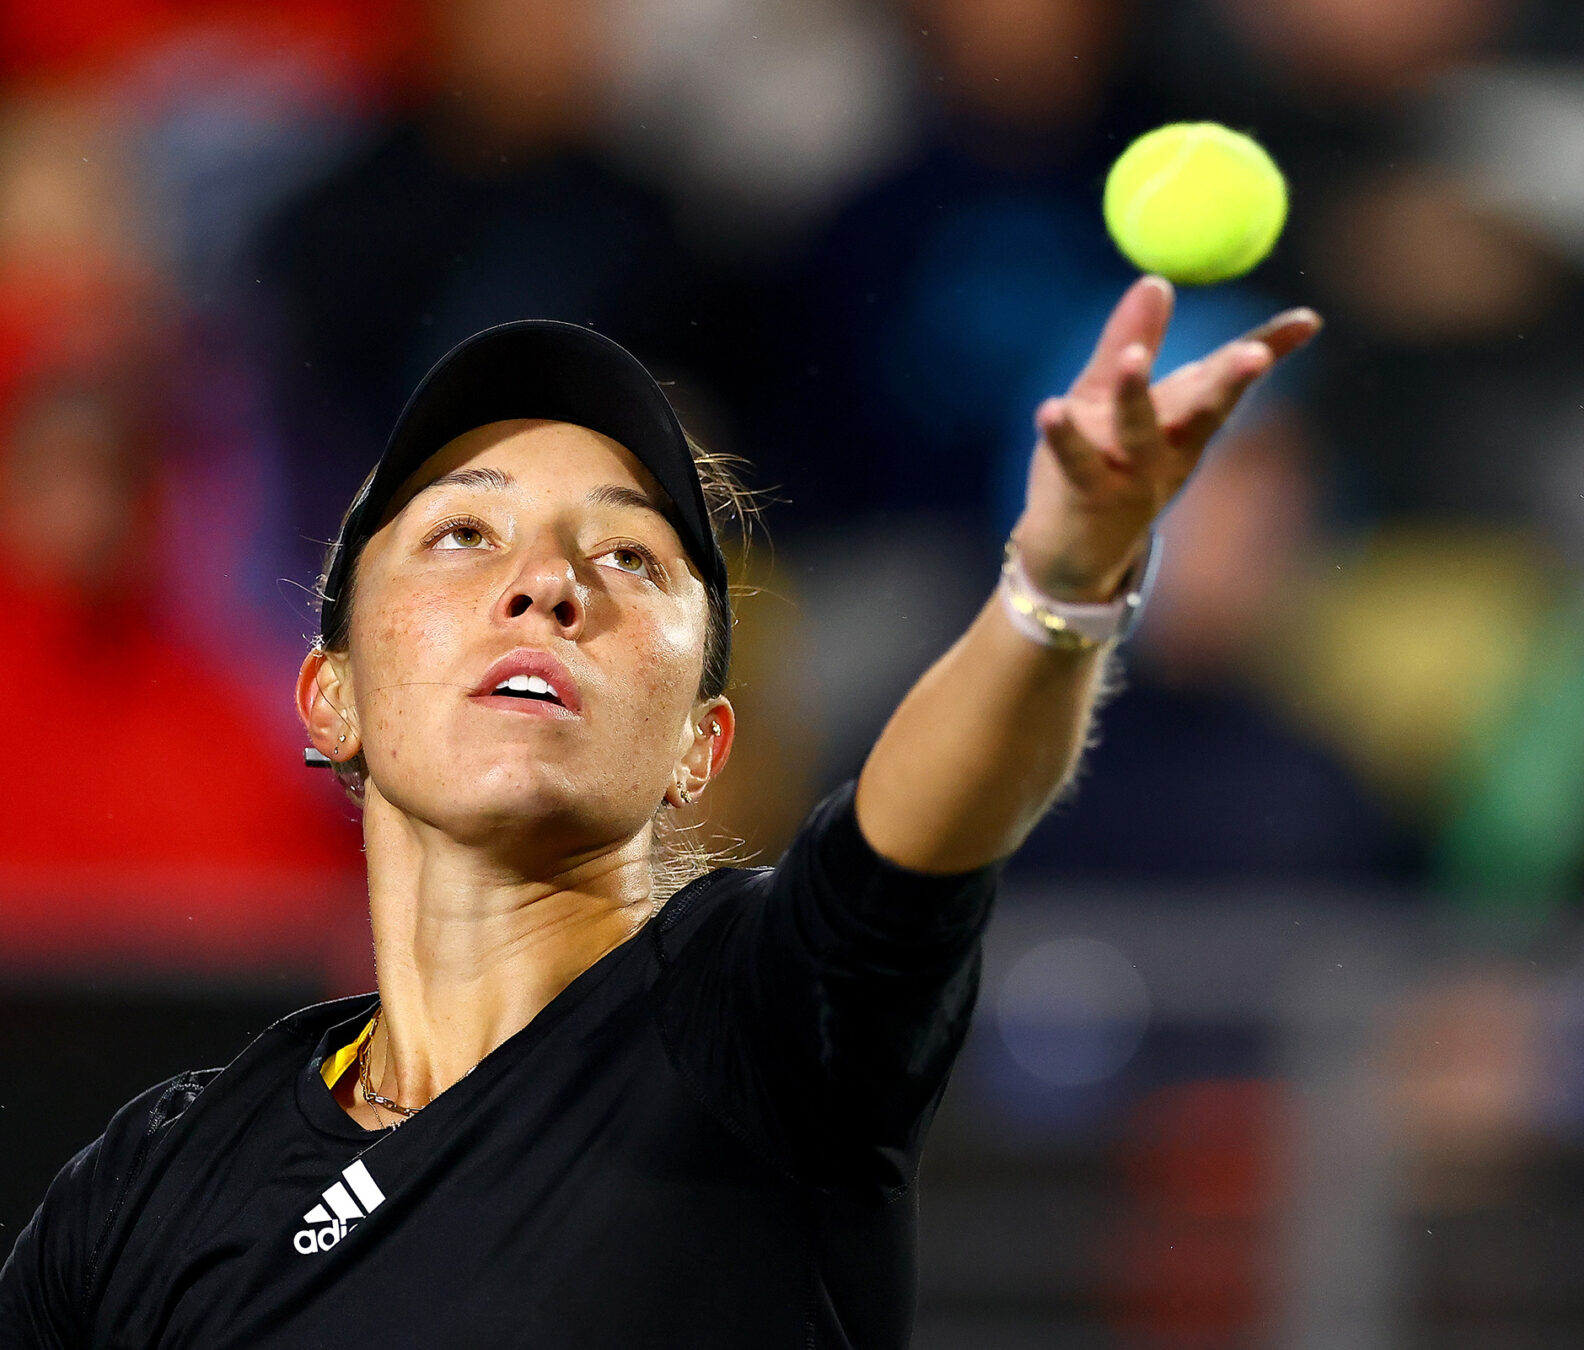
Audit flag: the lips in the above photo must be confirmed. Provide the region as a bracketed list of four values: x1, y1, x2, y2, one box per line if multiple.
[472, 649, 583, 715]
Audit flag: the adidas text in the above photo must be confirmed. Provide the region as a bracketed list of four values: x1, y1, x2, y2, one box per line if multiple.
[293, 1159, 385, 1256]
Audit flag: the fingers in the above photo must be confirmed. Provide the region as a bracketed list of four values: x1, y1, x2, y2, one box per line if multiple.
[1113, 341, 1161, 457]
[1240, 307, 1323, 361]
[1036, 340, 1163, 491]
[1073, 276, 1175, 394]
[1036, 301, 1322, 492]
[1035, 399, 1109, 492]
[1162, 343, 1271, 451]
[1152, 306, 1323, 453]
[1153, 307, 1320, 410]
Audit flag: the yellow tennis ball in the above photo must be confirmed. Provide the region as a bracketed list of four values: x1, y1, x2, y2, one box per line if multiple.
[1103, 123, 1287, 285]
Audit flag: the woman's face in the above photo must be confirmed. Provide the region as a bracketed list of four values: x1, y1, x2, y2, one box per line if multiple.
[325, 419, 722, 855]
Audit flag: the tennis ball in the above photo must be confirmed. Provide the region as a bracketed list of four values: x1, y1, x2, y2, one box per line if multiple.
[1103, 123, 1287, 285]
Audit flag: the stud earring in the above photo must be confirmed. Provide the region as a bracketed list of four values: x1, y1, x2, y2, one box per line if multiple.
[677, 783, 693, 806]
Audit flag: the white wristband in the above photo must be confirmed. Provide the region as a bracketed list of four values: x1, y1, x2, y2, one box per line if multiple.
[996, 536, 1157, 651]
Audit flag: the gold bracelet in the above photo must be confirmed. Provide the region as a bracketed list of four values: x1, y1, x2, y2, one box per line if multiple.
[996, 538, 1151, 651]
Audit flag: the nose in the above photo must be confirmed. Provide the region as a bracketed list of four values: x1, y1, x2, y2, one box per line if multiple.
[497, 550, 585, 637]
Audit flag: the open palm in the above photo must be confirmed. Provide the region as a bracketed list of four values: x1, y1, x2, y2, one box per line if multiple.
[1015, 276, 1321, 600]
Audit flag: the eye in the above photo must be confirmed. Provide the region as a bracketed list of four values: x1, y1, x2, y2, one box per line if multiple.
[595, 544, 660, 581]
[428, 517, 491, 551]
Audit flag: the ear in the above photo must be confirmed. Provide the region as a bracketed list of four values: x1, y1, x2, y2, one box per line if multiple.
[295, 647, 361, 764]
[668, 697, 735, 807]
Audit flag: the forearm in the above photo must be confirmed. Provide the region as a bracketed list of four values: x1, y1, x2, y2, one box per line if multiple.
[849, 277, 1316, 876]
[854, 590, 1112, 873]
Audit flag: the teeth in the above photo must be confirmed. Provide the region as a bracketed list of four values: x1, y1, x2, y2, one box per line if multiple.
[492, 672, 559, 700]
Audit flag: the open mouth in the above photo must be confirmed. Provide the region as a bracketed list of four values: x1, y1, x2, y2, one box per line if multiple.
[489, 673, 565, 707]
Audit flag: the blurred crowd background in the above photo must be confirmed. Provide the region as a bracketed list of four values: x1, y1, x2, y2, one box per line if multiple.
[4, 0, 1584, 1345]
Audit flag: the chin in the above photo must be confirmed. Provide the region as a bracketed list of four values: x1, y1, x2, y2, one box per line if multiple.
[372, 753, 659, 853]
[444, 776, 578, 835]
[370, 757, 557, 822]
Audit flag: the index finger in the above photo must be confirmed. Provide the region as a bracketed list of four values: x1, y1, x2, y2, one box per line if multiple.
[1072, 276, 1176, 395]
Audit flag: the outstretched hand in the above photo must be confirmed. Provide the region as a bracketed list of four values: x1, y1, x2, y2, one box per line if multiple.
[1014, 276, 1321, 601]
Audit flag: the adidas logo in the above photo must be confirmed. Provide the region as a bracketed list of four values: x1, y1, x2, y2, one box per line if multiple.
[292, 1159, 386, 1256]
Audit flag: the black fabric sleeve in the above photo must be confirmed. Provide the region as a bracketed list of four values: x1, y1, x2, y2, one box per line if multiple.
[653, 781, 998, 1190]
[0, 1070, 216, 1349]
[0, 1137, 98, 1349]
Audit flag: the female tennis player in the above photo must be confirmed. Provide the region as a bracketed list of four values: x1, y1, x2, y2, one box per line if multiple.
[0, 277, 1317, 1348]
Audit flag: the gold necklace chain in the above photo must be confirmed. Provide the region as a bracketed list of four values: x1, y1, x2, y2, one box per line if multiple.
[355, 916, 654, 1128]
[357, 1008, 425, 1127]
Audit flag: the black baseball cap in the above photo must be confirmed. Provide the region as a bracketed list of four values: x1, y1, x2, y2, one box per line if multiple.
[317, 321, 730, 652]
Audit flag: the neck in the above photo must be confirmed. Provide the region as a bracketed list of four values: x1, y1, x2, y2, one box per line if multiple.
[358, 789, 655, 1108]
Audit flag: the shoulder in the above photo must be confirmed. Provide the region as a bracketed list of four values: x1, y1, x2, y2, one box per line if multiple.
[651, 865, 770, 959]
[0, 996, 373, 1316]
[651, 778, 997, 968]
[0, 1067, 223, 1340]
[1, 993, 372, 1343]
[67, 1064, 226, 1208]
[58, 996, 369, 1212]
[78, 996, 370, 1211]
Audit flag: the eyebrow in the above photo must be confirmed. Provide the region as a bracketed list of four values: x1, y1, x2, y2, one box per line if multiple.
[586, 482, 672, 523]
[410, 466, 515, 500]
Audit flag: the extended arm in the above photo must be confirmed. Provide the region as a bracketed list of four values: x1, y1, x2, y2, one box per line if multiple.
[855, 277, 1320, 873]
